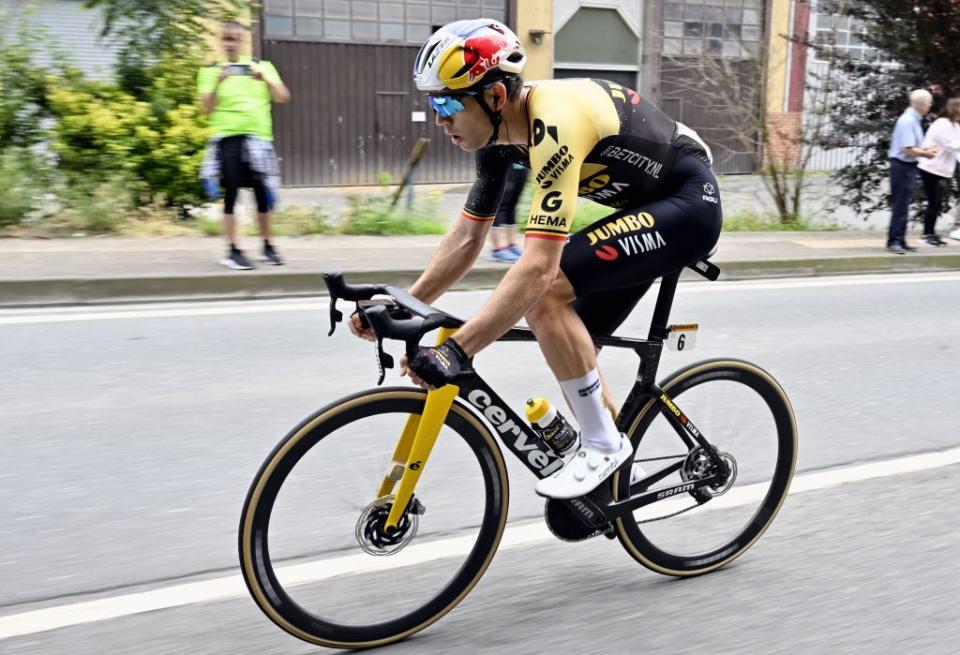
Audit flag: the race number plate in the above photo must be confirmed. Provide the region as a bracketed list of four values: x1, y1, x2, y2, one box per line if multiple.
[666, 323, 698, 352]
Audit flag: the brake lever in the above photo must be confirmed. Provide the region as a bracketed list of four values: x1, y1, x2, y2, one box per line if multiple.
[375, 337, 395, 386]
[327, 296, 343, 336]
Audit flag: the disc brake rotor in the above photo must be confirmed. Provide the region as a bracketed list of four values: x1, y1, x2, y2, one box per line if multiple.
[355, 496, 420, 556]
[681, 447, 738, 500]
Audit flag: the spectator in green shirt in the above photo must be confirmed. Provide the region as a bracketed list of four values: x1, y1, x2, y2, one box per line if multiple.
[198, 21, 291, 270]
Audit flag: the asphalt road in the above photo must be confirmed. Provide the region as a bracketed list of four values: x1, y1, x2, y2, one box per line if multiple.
[2, 271, 959, 653]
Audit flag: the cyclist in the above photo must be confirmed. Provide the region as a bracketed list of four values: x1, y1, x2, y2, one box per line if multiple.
[349, 19, 722, 499]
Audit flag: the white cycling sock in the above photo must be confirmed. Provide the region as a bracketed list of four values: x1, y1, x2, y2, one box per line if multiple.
[559, 369, 621, 454]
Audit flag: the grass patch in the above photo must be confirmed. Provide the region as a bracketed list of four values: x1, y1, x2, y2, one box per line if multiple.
[722, 210, 842, 232]
[338, 193, 446, 236]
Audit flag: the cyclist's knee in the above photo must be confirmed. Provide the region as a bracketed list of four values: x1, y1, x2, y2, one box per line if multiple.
[525, 273, 575, 326]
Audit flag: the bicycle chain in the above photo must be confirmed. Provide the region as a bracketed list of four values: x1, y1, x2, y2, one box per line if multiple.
[635, 500, 703, 524]
[632, 454, 705, 524]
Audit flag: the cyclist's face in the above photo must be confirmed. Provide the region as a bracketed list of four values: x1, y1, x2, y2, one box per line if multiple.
[433, 93, 493, 152]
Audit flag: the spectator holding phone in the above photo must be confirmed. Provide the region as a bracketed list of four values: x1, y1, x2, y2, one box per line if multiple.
[197, 21, 291, 270]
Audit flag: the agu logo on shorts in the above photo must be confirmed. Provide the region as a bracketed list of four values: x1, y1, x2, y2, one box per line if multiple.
[588, 212, 667, 261]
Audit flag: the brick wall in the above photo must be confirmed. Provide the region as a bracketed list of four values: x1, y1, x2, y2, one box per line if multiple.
[765, 111, 803, 168]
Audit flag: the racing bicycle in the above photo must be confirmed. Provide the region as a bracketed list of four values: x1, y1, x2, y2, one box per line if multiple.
[239, 254, 798, 649]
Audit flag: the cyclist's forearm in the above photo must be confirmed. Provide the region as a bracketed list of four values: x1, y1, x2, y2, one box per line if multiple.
[453, 256, 555, 356]
[409, 225, 484, 303]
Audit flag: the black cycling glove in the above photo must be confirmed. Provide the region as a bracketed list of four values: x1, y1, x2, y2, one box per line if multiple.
[409, 338, 475, 387]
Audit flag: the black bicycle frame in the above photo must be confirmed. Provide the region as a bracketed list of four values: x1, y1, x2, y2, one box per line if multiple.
[456, 268, 724, 530]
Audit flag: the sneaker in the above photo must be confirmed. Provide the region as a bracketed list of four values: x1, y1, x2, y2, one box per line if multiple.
[221, 248, 253, 270]
[933, 235, 948, 246]
[920, 235, 940, 247]
[886, 244, 906, 255]
[259, 244, 284, 266]
[489, 247, 520, 263]
[535, 434, 634, 499]
[507, 243, 523, 257]
[950, 227, 960, 241]
[901, 242, 918, 252]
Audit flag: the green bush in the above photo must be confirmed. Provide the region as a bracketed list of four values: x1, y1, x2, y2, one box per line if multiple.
[57, 174, 135, 234]
[0, 11, 51, 149]
[45, 57, 210, 209]
[0, 147, 50, 226]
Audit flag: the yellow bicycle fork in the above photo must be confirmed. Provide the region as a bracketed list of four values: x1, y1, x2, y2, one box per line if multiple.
[379, 327, 459, 530]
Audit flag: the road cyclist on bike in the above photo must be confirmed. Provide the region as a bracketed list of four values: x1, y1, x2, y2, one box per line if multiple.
[348, 18, 722, 500]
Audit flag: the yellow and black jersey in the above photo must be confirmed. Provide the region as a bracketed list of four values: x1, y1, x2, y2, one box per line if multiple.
[461, 78, 712, 240]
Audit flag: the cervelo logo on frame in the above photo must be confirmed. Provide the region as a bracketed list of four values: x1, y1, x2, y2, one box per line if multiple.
[467, 389, 563, 475]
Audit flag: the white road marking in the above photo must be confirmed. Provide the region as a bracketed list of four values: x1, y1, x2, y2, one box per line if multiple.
[0, 272, 958, 326]
[1, 445, 958, 640]
[0, 300, 328, 325]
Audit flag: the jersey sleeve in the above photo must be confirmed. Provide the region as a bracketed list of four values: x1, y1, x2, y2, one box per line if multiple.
[197, 66, 218, 95]
[259, 61, 282, 85]
[524, 87, 598, 240]
[461, 145, 524, 222]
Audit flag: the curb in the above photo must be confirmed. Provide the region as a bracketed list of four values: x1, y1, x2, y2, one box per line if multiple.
[2, 255, 959, 307]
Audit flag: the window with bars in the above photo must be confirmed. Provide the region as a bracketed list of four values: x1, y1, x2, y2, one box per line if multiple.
[662, 0, 764, 59]
[262, 0, 506, 44]
[812, 5, 881, 62]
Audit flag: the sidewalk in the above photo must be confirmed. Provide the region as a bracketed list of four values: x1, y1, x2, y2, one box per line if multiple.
[1, 230, 958, 307]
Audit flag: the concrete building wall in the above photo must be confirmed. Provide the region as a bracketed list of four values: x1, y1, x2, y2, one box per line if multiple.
[514, 0, 553, 82]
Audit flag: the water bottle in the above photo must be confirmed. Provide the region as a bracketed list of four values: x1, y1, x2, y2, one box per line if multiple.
[525, 397, 578, 456]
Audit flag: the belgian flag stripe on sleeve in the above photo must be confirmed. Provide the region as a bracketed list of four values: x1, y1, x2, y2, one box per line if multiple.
[461, 209, 495, 222]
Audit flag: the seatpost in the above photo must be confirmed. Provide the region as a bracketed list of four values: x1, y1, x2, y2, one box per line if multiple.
[648, 270, 681, 342]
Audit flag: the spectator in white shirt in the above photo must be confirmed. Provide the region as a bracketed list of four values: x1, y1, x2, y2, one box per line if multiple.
[918, 97, 960, 246]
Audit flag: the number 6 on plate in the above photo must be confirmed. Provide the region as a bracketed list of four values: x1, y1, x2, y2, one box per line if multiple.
[666, 323, 698, 351]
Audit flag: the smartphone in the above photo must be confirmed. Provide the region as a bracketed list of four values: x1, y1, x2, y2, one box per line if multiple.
[226, 63, 251, 76]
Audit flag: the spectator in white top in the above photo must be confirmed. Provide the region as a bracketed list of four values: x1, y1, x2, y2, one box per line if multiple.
[918, 97, 960, 246]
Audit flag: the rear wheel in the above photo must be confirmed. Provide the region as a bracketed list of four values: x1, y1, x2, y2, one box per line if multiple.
[239, 387, 509, 649]
[613, 359, 797, 576]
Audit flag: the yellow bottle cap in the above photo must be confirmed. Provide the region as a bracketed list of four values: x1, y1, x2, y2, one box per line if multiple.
[525, 397, 550, 423]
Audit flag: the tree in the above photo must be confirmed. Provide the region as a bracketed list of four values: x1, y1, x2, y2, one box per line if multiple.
[815, 0, 960, 217]
[83, 0, 252, 98]
[658, 14, 842, 225]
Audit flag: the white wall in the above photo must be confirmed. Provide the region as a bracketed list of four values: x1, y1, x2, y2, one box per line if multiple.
[2, 0, 121, 80]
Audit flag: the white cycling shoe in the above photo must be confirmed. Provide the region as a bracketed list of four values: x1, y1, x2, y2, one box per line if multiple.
[535, 434, 634, 499]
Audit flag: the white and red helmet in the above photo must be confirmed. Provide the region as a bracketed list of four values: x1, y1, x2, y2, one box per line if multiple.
[414, 19, 527, 93]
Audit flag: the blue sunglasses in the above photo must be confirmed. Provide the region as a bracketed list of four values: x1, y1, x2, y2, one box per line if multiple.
[427, 92, 477, 118]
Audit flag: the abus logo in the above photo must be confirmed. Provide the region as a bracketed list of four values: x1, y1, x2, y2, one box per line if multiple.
[467, 390, 563, 475]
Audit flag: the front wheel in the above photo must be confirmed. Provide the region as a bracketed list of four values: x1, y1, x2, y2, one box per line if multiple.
[239, 387, 509, 649]
[613, 359, 798, 576]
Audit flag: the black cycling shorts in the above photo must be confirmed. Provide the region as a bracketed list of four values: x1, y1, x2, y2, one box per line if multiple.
[561, 155, 722, 337]
[219, 135, 270, 215]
